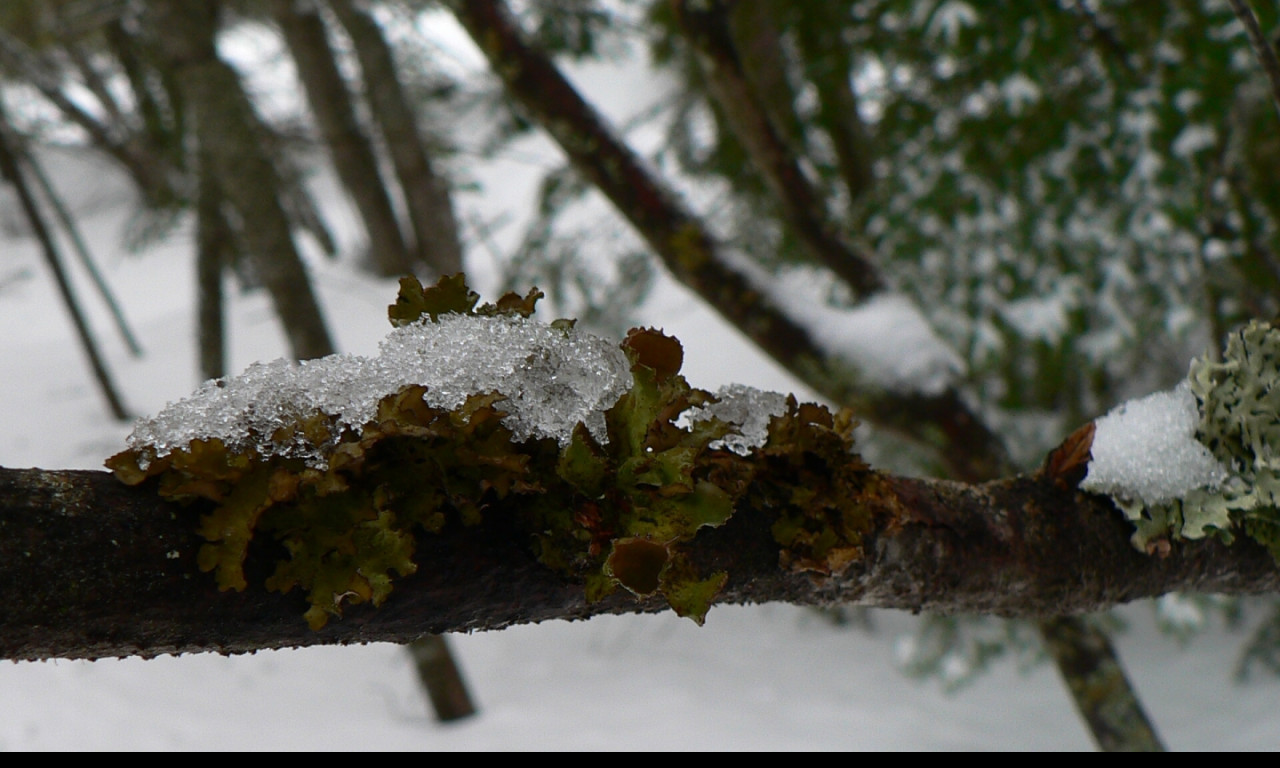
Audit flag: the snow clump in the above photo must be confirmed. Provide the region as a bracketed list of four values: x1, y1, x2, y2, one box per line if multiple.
[126, 314, 633, 466]
[1080, 382, 1228, 505]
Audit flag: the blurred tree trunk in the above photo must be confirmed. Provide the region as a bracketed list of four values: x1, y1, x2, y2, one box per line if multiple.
[329, 0, 464, 277]
[149, 0, 334, 362]
[0, 110, 130, 421]
[271, 0, 414, 277]
[408, 634, 476, 722]
[195, 143, 231, 383]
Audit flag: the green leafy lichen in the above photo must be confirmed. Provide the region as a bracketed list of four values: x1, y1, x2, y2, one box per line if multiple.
[110, 386, 537, 629]
[530, 327, 749, 624]
[109, 274, 877, 628]
[753, 399, 877, 576]
[1189, 321, 1280, 559]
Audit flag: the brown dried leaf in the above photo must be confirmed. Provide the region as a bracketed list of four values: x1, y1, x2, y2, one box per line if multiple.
[1043, 421, 1096, 490]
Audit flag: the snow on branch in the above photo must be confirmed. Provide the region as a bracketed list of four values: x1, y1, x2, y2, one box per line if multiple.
[721, 254, 964, 396]
[109, 276, 813, 630]
[1081, 321, 1280, 559]
[2, 278, 1278, 661]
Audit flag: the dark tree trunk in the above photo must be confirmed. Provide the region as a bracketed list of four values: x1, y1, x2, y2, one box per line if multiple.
[329, 0, 465, 277]
[149, 0, 335, 361]
[271, 0, 414, 278]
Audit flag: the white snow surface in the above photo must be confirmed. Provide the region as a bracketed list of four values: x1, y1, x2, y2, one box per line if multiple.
[126, 314, 632, 464]
[1081, 383, 1229, 504]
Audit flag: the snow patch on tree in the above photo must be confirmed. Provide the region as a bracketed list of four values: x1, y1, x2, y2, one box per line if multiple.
[685, 384, 789, 456]
[1081, 383, 1227, 505]
[723, 255, 964, 395]
[1082, 321, 1280, 558]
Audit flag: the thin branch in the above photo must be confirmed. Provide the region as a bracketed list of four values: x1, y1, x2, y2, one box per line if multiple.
[20, 141, 144, 357]
[0, 28, 174, 204]
[1062, 0, 1138, 77]
[791, 7, 877, 204]
[63, 38, 127, 128]
[1227, 0, 1280, 120]
[672, 0, 884, 297]
[0, 112, 130, 421]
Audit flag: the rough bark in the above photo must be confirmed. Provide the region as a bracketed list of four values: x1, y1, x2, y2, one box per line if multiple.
[271, 0, 414, 277]
[329, 0, 465, 277]
[149, 0, 335, 362]
[0, 464, 1275, 662]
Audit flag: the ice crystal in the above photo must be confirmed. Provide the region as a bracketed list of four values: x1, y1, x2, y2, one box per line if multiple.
[685, 384, 789, 455]
[127, 314, 633, 466]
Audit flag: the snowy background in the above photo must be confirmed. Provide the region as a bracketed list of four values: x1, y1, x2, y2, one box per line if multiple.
[0, 16, 1277, 751]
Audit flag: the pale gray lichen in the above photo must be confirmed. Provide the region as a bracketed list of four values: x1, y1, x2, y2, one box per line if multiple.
[1103, 320, 1280, 556]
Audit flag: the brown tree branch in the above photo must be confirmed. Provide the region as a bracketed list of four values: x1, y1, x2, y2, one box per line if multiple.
[459, 3, 1164, 750]
[271, 0, 414, 277]
[328, 0, 465, 277]
[444, 0, 1008, 481]
[671, 0, 884, 297]
[0, 464, 1274, 662]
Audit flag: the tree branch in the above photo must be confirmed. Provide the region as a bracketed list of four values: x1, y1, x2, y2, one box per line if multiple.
[1227, 0, 1280, 121]
[0, 464, 1274, 662]
[672, 0, 884, 296]
[445, 0, 1008, 481]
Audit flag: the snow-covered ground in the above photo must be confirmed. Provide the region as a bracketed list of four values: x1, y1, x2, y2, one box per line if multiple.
[0, 19, 1277, 750]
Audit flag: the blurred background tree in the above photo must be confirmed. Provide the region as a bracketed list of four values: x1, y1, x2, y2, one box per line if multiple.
[1, 0, 1278, 749]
